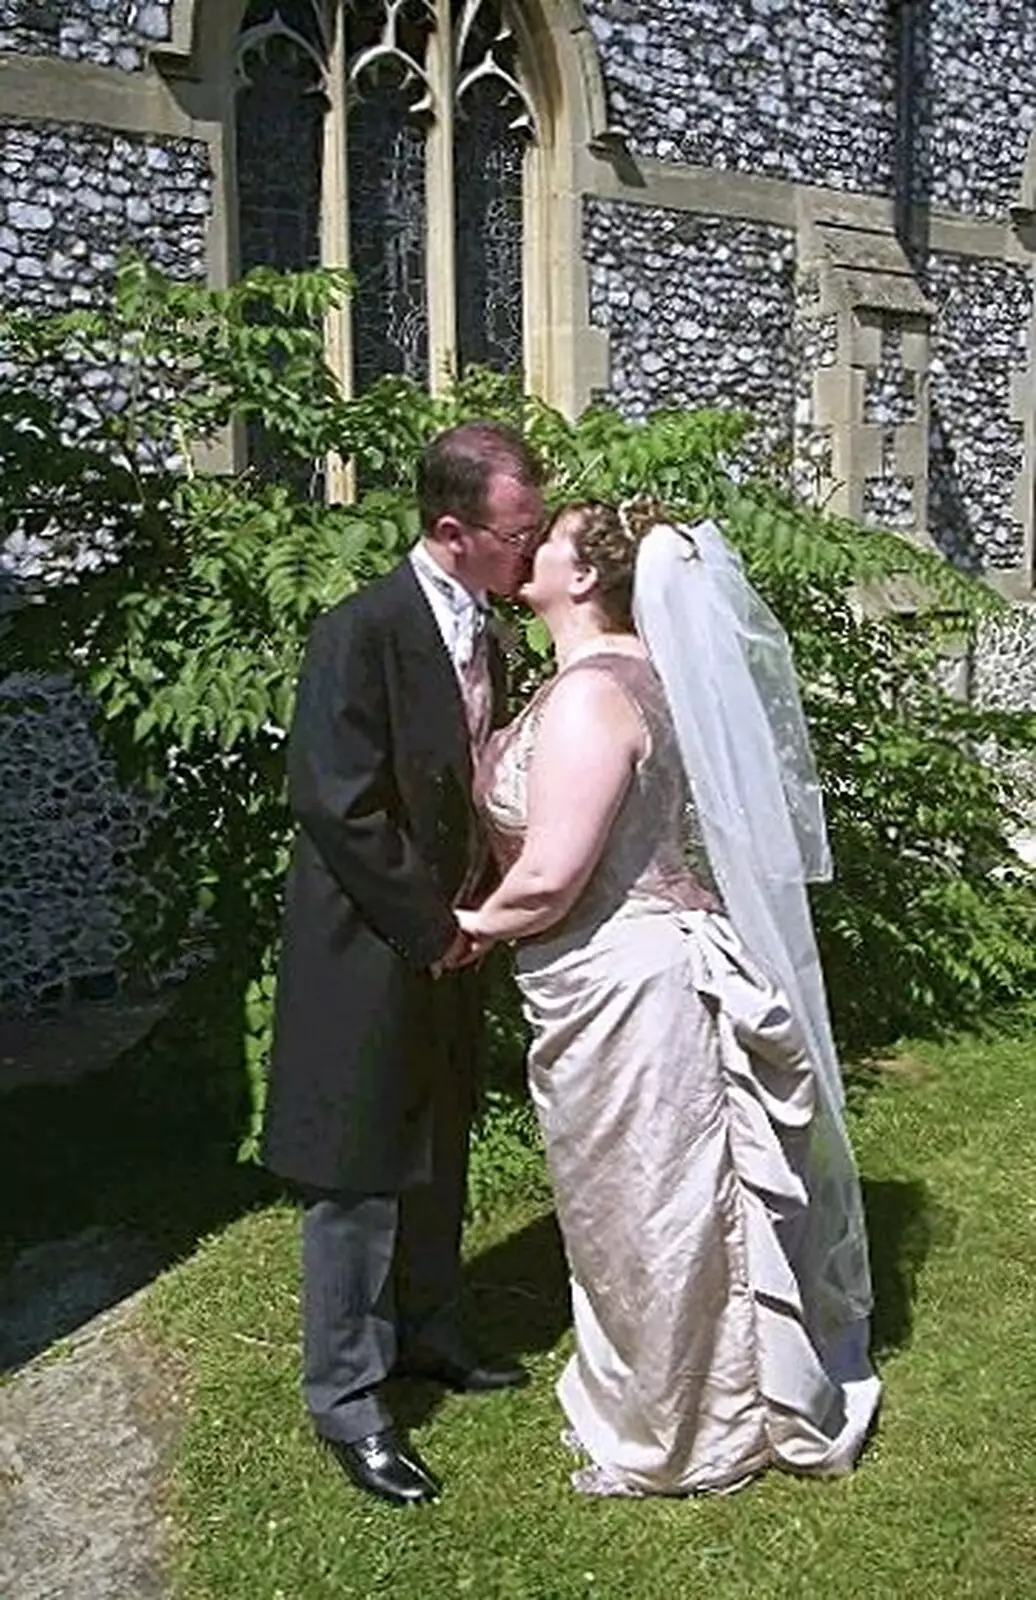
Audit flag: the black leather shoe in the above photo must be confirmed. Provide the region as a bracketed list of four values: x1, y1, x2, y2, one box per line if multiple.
[322, 1431, 441, 1506]
[395, 1351, 530, 1393]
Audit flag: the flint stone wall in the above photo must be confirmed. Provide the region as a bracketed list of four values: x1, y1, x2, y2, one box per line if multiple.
[0, 1, 171, 72]
[0, 118, 209, 1013]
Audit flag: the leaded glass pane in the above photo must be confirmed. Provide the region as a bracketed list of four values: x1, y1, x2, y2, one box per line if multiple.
[346, 2, 429, 391]
[235, 0, 326, 485]
[236, 1, 324, 275]
[348, 86, 429, 391]
[453, 1, 525, 375]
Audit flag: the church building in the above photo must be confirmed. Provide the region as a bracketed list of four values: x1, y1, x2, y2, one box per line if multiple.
[1, 0, 1034, 1010]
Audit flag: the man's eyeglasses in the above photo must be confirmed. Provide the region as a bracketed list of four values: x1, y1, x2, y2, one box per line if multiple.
[469, 520, 544, 550]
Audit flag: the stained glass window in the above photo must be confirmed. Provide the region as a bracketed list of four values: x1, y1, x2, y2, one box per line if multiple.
[453, 0, 527, 376]
[455, 78, 525, 375]
[236, 0, 324, 276]
[234, 0, 534, 435]
[236, 1, 327, 485]
[348, 86, 429, 390]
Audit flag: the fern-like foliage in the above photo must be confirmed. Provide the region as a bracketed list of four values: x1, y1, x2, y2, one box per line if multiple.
[2, 258, 1034, 1153]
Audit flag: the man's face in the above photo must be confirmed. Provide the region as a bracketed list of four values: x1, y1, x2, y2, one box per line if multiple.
[449, 472, 546, 598]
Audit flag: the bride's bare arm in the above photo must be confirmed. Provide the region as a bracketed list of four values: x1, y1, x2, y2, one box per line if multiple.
[460, 668, 644, 943]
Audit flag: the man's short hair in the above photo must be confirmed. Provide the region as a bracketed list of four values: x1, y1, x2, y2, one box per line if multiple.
[416, 420, 544, 533]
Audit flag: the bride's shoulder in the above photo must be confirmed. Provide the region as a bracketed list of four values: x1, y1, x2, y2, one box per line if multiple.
[535, 660, 645, 750]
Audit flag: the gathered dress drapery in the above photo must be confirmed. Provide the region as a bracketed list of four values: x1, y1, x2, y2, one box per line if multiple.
[476, 654, 880, 1496]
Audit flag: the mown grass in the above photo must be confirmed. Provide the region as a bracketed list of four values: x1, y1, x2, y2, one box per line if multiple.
[146, 1022, 1036, 1600]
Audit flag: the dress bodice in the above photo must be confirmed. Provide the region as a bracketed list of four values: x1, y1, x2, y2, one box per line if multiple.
[475, 653, 719, 937]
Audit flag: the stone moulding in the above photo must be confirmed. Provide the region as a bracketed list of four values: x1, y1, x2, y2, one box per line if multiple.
[796, 207, 933, 544]
[154, 0, 622, 153]
[803, 219, 932, 319]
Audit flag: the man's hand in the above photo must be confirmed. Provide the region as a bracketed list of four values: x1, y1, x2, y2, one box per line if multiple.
[430, 926, 477, 979]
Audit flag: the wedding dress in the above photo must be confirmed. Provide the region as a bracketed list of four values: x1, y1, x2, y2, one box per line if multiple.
[477, 652, 881, 1497]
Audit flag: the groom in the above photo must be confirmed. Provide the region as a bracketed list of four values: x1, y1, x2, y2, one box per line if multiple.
[263, 421, 545, 1506]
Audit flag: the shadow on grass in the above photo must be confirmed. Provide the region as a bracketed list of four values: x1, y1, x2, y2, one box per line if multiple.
[0, 1015, 278, 1373]
[389, 1210, 569, 1433]
[864, 1175, 956, 1359]
[390, 1173, 950, 1430]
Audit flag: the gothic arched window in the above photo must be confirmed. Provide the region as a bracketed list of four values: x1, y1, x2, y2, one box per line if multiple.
[236, 1, 325, 277]
[234, 0, 536, 416]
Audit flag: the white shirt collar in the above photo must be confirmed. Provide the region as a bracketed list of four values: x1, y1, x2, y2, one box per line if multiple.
[410, 541, 487, 614]
[409, 543, 489, 670]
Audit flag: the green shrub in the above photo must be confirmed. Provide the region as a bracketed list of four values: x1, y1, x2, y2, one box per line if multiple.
[3, 257, 1034, 1168]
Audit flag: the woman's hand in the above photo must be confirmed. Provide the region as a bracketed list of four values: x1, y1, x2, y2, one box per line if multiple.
[456, 907, 497, 961]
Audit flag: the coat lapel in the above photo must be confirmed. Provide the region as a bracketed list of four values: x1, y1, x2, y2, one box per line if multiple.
[390, 559, 473, 786]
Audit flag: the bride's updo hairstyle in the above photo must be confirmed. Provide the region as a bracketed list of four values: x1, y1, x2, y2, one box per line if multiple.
[561, 498, 670, 631]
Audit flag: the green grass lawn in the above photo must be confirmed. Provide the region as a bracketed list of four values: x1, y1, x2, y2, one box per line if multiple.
[146, 1023, 1036, 1600]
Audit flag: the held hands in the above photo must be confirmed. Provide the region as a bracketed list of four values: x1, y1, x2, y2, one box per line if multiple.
[455, 908, 496, 966]
[430, 926, 474, 979]
[429, 915, 496, 979]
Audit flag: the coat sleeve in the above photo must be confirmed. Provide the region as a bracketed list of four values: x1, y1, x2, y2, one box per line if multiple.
[287, 604, 460, 971]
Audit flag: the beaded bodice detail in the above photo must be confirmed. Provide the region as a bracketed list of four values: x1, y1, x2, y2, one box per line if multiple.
[475, 653, 719, 934]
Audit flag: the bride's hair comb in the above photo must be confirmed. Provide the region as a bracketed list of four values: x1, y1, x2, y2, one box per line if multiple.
[617, 497, 694, 548]
[619, 499, 702, 562]
[617, 499, 638, 546]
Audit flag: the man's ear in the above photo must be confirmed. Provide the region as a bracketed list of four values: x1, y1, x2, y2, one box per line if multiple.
[433, 513, 466, 555]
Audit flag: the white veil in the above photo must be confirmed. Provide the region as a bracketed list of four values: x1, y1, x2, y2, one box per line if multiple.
[633, 516, 874, 1359]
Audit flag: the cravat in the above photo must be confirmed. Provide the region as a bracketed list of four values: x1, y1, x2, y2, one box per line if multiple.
[459, 609, 493, 753]
[411, 546, 493, 750]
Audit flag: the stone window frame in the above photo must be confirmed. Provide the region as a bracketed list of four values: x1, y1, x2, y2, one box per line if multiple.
[155, 0, 610, 486]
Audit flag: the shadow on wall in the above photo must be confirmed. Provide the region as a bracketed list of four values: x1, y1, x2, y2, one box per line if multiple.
[891, 0, 932, 246]
[890, 4, 989, 580]
[927, 400, 983, 573]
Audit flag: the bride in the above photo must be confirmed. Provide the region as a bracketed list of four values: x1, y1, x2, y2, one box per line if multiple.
[458, 500, 881, 1497]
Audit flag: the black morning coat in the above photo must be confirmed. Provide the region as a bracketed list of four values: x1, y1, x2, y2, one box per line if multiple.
[262, 558, 507, 1196]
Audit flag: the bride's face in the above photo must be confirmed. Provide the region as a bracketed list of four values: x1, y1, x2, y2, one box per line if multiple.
[518, 513, 587, 613]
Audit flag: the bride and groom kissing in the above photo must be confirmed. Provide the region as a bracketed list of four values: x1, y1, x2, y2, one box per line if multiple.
[262, 421, 880, 1507]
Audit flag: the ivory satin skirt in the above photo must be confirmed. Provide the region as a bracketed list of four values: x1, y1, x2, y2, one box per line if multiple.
[515, 898, 881, 1497]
